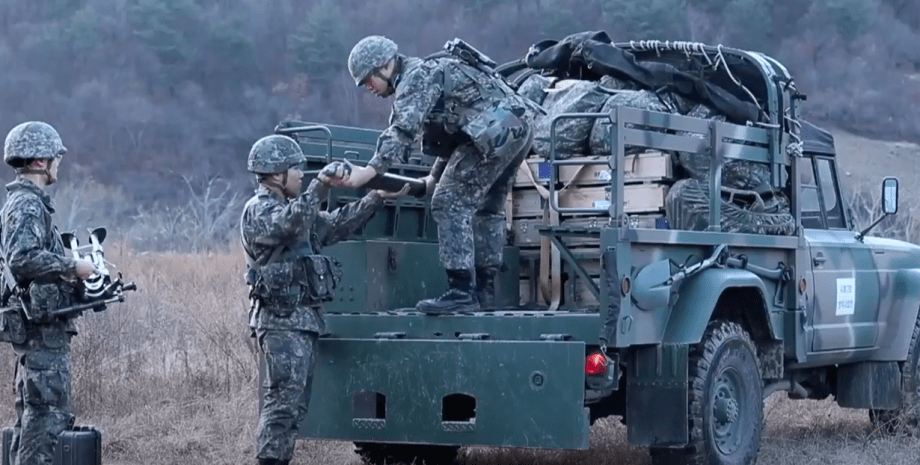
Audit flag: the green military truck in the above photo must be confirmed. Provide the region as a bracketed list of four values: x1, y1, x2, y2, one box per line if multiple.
[271, 38, 920, 465]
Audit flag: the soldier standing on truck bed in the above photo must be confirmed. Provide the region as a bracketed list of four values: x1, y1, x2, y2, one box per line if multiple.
[1, 121, 98, 465]
[325, 35, 537, 315]
[241, 134, 407, 465]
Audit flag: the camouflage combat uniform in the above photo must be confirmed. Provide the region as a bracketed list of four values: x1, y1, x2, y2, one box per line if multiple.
[241, 136, 384, 464]
[348, 36, 536, 312]
[1, 122, 79, 465]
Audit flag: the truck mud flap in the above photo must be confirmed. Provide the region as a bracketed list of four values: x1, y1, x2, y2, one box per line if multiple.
[301, 338, 590, 450]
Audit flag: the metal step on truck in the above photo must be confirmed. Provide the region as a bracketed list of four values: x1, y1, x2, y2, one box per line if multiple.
[268, 36, 920, 465]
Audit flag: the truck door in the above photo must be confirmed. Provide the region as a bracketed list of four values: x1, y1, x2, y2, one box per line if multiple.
[803, 156, 880, 352]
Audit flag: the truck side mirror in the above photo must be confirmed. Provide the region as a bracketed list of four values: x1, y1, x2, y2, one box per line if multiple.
[882, 177, 898, 215]
[857, 176, 899, 241]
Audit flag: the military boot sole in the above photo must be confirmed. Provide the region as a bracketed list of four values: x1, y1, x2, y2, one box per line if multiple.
[416, 301, 480, 316]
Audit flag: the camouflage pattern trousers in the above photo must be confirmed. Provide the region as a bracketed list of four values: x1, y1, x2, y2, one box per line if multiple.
[255, 329, 318, 462]
[431, 110, 534, 272]
[9, 330, 75, 465]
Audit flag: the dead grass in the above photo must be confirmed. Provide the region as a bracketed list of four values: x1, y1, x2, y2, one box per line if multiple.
[0, 247, 916, 465]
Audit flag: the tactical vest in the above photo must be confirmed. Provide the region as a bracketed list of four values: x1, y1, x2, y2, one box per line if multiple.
[242, 195, 342, 308]
[421, 41, 543, 159]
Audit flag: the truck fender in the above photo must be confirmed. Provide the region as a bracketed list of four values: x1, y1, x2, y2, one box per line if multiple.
[662, 268, 772, 345]
[874, 268, 920, 361]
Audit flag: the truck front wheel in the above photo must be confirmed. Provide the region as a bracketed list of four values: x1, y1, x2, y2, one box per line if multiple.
[650, 320, 763, 465]
[870, 314, 920, 433]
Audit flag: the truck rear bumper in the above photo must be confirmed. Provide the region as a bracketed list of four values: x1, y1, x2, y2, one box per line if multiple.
[299, 338, 590, 449]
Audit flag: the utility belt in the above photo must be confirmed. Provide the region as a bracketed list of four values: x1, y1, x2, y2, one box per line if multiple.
[0, 308, 27, 345]
[0, 281, 77, 345]
[247, 254, 342, 308]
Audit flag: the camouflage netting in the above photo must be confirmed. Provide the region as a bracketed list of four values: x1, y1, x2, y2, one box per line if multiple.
[532, 80, 612, 159]
[665, 177, 795, 235]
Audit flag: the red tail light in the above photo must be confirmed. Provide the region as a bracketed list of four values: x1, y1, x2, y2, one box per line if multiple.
[585, 353, 607, 375]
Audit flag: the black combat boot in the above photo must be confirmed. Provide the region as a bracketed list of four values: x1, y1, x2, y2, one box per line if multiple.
[416, 269, 480, 315]
[258, 459, 288, 465]
[475, 266, 499, 310]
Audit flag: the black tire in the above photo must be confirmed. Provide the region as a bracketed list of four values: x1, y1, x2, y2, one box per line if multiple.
[650, 320, 764, 465]
[354, 442, 460, 465]
[870, 315, 920, 434]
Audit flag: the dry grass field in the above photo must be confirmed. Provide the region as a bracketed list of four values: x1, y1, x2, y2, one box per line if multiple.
[0, 244, 915, 465]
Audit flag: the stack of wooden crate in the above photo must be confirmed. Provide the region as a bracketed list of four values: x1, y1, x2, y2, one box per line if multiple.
[508, 150, 674, 308]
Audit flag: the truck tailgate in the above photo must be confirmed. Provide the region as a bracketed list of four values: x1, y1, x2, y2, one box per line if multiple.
[301, 338, 590, 449]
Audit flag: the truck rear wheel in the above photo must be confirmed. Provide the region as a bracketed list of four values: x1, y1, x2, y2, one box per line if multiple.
[354, 442, 459, 465]
[870, 315, 920, 434]
[650, 320, 763, 465]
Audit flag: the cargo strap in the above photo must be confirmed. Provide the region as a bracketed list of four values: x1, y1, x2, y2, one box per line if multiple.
[515, 154, 615, 309]
[516, 158, 560, 308]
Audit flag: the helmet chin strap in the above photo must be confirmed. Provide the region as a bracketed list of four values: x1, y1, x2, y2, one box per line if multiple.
[371, 56, 401, 98]
[19, 160, 54, 184]
[262, 170, 290, 196]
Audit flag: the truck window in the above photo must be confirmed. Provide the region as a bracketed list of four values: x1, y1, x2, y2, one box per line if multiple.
[801, 157, 823, 229]
[816, 158, 846, 229]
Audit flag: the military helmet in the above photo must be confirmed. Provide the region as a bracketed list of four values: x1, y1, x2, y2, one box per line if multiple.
[348, 35, 398, 86]
[4, 121, 67, 167]
[247, 135, 306, 174]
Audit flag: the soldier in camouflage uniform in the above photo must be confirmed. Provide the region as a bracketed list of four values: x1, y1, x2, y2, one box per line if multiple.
[1, 122, 97, 465]
[331, 35, 536, 314]
[241, 134, 401, 465]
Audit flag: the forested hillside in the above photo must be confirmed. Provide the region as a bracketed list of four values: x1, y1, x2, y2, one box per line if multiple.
[1, 0, 919, 204]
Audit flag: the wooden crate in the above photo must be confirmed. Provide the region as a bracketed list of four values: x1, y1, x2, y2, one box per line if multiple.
[565, 275, 601, 308]
[553, 217, 608, 247]
[520, 278, 537, 306]
[563, 247, 602, 276]
[558, 159, 611, 187]
[511, 187, 547, 218]
[513, 183, 669, 216]
[619, 151, 673, 182]
[557, 151, 674, 186]
[558, 184, 668, 213]
[513, 157, 550, 188]
[511, 217, 545, 247]
[515, 151, 673, 189]
[625, 214, 669, 229]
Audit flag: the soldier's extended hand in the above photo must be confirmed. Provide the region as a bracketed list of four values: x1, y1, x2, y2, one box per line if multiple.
[337, 159, 378, 188]
[318, 161, 351, 186]
[375, 183, 412, 200]
[74, 259, 98, 279]
[421, 174, 436, 199]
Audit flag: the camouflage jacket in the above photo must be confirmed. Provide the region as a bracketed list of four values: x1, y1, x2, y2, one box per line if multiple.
[0, 178, 79, 332]
[241, 179, 384, 334]
[368, 55, 533, 174]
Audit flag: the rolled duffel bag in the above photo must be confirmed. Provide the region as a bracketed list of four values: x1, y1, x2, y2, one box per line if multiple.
[532, 79, 613, 159]
[588, 90, 670, 156]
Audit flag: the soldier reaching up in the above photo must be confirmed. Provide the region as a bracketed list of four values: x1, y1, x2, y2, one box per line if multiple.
[240, 134, 405, 465]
